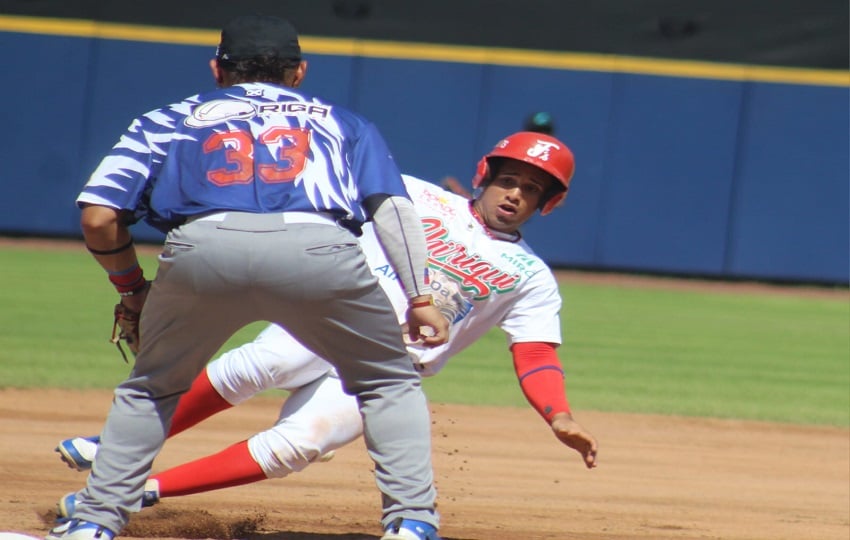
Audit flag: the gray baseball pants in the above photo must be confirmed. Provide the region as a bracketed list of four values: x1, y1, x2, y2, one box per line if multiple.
[72, 212, 438, 532]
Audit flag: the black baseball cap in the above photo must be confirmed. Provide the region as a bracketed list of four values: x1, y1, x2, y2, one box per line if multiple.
[216, 14, 301, 62]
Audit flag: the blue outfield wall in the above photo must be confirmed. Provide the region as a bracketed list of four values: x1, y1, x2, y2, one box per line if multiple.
[728, 83, 849, 283]
[0, 25, 847, 284]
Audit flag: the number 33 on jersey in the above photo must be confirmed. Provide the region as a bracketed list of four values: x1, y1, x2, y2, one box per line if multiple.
[79, 85, 408, 234]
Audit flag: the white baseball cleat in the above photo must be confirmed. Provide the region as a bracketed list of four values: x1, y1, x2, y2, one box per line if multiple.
[45, 520, 114, 540]
[381, 518, 441, 540]
[55, 437, 99, 471]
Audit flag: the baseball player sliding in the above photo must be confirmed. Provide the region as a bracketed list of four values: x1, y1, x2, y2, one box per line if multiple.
[57, 132, 599, 535]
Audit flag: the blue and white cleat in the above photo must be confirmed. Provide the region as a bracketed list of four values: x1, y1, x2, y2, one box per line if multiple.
[46, 519, 115, 540]
[58, 481, 160, 520]
[57, 492, 77, 520]
[381, 518, 442, 540]
[55, 436, 100, 471]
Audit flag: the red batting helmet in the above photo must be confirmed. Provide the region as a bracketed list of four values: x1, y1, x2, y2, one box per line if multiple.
[471, 131, 575, 216]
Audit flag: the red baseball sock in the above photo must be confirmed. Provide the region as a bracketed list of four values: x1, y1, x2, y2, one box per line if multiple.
[168, 368, 233, 437]
[151, 440, 267, 497]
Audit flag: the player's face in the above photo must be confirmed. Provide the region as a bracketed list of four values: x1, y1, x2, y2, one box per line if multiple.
[475, 160, 553, 233]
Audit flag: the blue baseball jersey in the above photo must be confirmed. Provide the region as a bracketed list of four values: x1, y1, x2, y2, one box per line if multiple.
[77, 83, 408, 232]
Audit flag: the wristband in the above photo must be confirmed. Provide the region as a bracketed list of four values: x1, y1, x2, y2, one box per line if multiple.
[108, 263, 145, 294]
[118, 280, 150, 297]
[409, 296, 434, 308]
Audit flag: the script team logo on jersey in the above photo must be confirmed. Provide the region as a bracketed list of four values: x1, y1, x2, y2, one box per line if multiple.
[185, 99, 256, 127]
[422, 217, 521, 299]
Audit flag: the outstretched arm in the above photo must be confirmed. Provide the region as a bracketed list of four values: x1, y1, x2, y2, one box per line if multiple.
[511, 341, 598, 468]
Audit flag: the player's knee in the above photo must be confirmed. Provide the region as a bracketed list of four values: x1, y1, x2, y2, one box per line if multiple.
[208, 347, 277, 404]
[248, 425, 330, 478]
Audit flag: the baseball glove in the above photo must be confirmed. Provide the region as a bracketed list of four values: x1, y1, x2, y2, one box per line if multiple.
[111, 303, 141, 363]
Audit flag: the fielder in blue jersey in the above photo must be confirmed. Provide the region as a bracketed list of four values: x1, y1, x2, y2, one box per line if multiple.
[47, 14, 448, 540]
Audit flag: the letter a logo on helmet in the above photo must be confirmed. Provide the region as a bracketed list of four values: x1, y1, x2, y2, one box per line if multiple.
[472, 131, 575, 215]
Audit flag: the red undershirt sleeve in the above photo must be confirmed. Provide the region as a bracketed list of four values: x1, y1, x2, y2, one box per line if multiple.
[511, 341, 571, 423]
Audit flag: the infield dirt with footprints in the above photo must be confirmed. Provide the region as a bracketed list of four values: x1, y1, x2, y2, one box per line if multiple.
[0, 387, 847, 540]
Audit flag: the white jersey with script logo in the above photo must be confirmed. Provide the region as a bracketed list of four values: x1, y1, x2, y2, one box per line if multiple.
[360, 175, 563, 376]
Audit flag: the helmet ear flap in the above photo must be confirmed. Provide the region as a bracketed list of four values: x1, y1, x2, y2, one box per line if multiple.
[471, 157, 490, 189]
[540, 191, 567, 216]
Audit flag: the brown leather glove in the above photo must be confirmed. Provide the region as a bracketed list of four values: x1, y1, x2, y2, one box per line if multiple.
[111, 302, 141, 363]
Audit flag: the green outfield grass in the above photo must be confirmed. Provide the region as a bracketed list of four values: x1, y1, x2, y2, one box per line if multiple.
[1, 244, 847, 426]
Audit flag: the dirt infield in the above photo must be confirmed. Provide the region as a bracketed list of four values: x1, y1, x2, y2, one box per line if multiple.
[1, 237, 848, 539]
[1, 388, 848, 540]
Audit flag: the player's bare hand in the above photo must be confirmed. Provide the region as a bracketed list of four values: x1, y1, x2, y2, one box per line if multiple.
[405, 302, 449, 346]
[550, 412, 598, 469]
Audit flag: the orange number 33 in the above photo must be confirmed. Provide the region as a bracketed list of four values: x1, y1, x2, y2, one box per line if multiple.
[203, 127, 311, 186]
